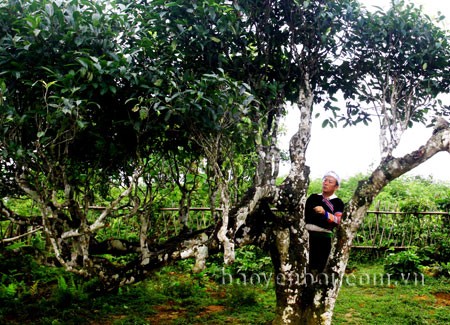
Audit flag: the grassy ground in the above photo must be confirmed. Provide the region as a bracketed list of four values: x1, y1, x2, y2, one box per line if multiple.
[1, 261, 450, 324]
[334, 263, 450, 324]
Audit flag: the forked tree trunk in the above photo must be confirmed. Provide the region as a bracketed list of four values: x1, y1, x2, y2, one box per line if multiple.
[269, 219, 347, 325]
[269, 81, 338, 324]
[269, 122, 450, 324]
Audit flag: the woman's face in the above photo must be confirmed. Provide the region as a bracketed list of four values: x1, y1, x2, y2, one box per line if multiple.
[322, 177, 339, 195]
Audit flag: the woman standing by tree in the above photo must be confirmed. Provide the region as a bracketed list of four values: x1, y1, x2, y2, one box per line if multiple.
[305, 172, 344, 273]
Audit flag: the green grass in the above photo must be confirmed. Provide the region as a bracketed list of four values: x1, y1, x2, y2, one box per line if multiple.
[334, 263, 450, 325]
[1, 259, 450, 324]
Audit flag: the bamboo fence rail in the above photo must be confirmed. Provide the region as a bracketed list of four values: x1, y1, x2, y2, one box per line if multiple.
[2, 205, 449, 249]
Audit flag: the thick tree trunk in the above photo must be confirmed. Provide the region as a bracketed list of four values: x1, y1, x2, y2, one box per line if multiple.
[269, 203, 349, 325]
[270, 222, 344, 325]
[267, 82, 317, 323]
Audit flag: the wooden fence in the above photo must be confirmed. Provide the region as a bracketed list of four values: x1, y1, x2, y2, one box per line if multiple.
[157, 207, 450, 249]
[353, 210, 450, 249]
[2, 206, 449, 250]
[157, 207, 216, 236]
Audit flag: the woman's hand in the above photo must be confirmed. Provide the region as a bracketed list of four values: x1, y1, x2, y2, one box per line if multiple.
[313, 206, 325, 215]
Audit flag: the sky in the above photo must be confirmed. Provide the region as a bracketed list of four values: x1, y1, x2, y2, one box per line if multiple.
[279, 0, 450, 183]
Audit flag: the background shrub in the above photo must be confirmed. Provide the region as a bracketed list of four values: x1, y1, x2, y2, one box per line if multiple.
[384, 249, 423, 279]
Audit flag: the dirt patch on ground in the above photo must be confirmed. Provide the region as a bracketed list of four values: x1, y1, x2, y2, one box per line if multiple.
[150, 304, 226, 324]
[195, 305, 226, 318]
[152, 304, 187, 323]
[413, 294, 431, 303]
[433, 292, 450, 307]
